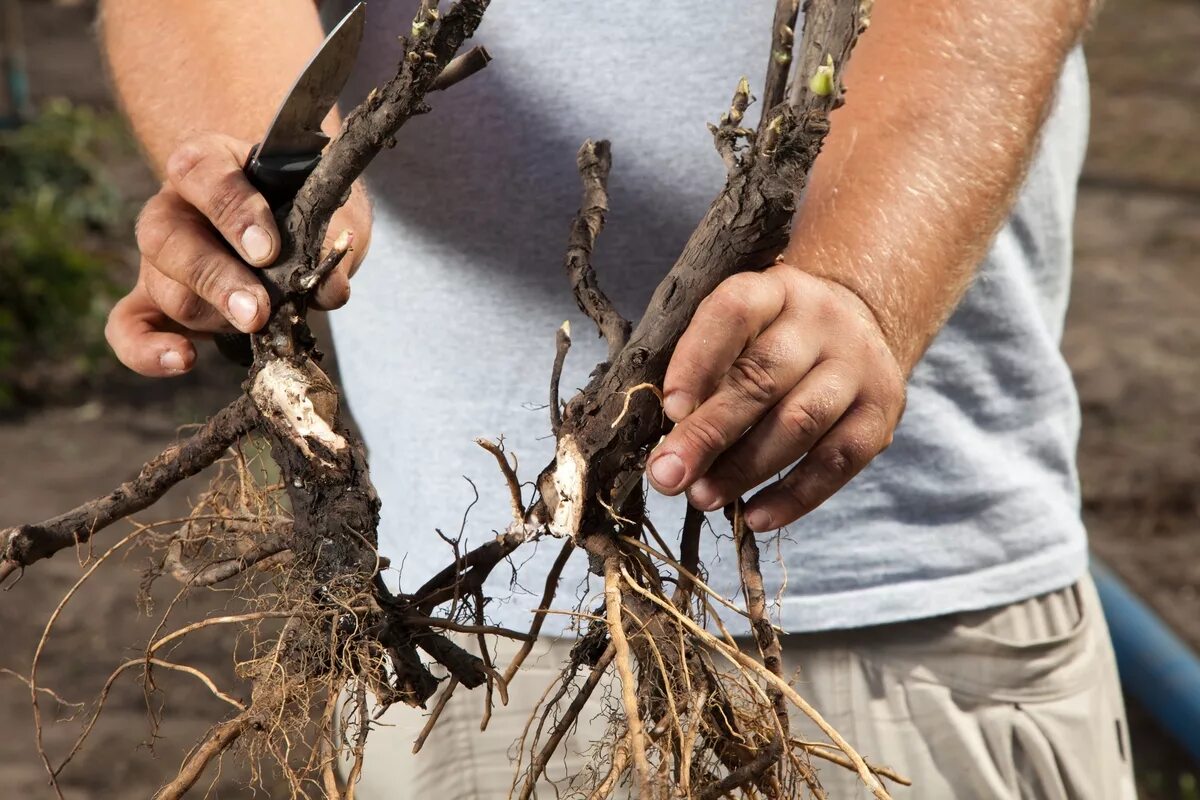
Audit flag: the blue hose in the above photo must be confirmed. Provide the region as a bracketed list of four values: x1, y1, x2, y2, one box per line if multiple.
[1093, 556, 1200, 764]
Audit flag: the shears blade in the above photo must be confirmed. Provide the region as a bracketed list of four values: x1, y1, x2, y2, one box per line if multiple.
[258, 2, 365, 159]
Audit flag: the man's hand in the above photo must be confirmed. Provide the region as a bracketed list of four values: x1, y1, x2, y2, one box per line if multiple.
[646, 265, 905, 532]
[645, 0, 1092, 531]
[106, 132, 371, 377]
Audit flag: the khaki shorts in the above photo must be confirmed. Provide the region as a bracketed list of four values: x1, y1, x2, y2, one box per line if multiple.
[349, 574, 1136, 799]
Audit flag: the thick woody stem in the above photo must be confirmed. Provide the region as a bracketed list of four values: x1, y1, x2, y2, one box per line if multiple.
[0, 396, 256, 584]
[566, 140, 630, 365]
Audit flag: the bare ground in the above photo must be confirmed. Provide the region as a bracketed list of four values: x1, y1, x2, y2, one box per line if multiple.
[1, 0, 1197, 797]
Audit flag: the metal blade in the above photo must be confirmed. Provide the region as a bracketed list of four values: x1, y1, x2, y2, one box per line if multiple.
[258, 2, 365, 158]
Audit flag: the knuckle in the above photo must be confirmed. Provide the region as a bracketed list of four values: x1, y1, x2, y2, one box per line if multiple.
[778, 401, 825, 443]
[817, 438, 872, 479]
[187, 254, 230, 303]
[857, 398, 898, 445]
[165, 141, 207, 186]
[814, 291, 845, 324]
[170, 291, 210, 326]
[707, 285, 753, 329]
[205, 173, 249, 228]
[725, 354, 777, 404]
[151, 224, 192, 273]
[134, 202, 169, 259]
[680, 414, 729, 457]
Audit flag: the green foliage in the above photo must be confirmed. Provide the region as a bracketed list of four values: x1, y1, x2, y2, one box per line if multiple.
[0, 99, 133, 407]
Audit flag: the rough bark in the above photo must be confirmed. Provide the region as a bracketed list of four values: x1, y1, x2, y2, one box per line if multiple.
[0, 396, 257, 583]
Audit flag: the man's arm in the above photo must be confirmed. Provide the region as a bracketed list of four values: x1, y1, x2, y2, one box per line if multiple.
[649, 0, 1093, 530]
[100, 0, 370, 376]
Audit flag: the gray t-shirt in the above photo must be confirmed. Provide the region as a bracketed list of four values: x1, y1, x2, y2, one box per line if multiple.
[325, 1, 1091, 634]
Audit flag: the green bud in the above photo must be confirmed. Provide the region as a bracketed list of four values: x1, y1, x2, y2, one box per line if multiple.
[809, 54, 835, 97]
[773, 49, 791, 65]
[411, 20, 429, 38]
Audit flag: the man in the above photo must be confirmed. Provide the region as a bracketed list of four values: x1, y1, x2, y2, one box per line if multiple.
[100, 0, 1134, 797]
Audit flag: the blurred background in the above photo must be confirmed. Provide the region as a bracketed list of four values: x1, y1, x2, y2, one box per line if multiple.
[0, 0, 1197, 797]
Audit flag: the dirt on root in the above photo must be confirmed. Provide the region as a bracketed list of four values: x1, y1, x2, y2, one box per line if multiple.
[0, 0, 1198, 798]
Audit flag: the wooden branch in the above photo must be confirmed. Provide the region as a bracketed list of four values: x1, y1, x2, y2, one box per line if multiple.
[711, 78, 754, 171]
[410, 529, 529, 615]
[0, 397, 256, 584]
[431, 45, 492, 92]
[539, 0, 871, 542]
[268, 0, 492, 293]
[763, 0, 801, 113]
[565, 140, 630, 365]
[790, 0, 871, 114]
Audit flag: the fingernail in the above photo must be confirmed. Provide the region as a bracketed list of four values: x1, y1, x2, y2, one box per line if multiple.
[648, 452, 685, 491]
[227, 290, 260, 331]
[688, 478, 722, 511]
[746, 508, 774, 532]
[159, 350, 186, 372]
[663, 391, 695, 423]
[241, 225, 273, 264]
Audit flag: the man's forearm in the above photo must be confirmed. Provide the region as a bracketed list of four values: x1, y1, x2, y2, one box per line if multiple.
[100, 0, 332, 173]
[787, 0, 1093, 373]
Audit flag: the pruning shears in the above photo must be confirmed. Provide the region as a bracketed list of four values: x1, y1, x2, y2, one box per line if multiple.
[215, 2, 366, 366]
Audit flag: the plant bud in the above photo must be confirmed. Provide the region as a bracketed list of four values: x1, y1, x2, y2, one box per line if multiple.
[808, 54, 835, 97]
